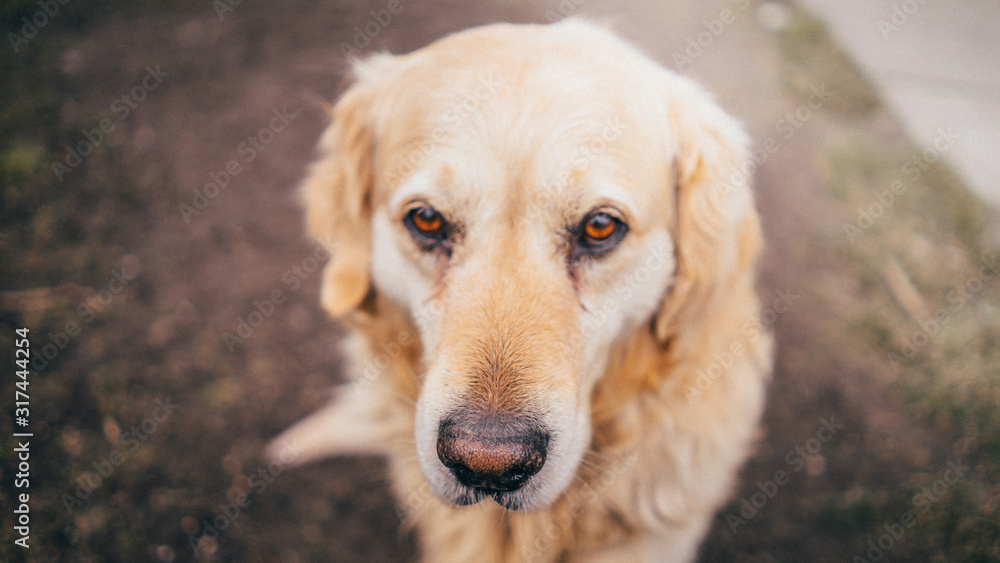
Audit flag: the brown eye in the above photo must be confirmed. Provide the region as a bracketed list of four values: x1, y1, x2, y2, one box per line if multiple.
[575, 211, 627, 257]
[405, 205, 450, 248]
[584, 213, 618, 242]
[411, 206, 443, 234]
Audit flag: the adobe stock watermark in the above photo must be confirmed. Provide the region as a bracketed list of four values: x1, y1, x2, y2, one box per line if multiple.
[713, 83, 834, 203]
[7, 0, 73, 54]
[352, 296, 450, 392]
[578, 242, 668, 336]
[747, 84, 834, 175]
[350, 329, 415, 397]
[529, 117, 626, 214]
[886, 251, 998, 369]
[188, 440, 304, 556]
[393, 453, 640, 558]
[544, 0, 588, 22]
[61, 397, 178, 512]
[31, 263, 139, 372]
[672, 0, 752, 71]
[542, 242, 672, 364]
[852, 457, 969, 562]
[684, 286, 799, 402]
[843, 126, 960, 242]
[384, 74, 503, 185]
[211, 0, 242, 21]
[878, 0, 935, 38]
[51, 65, 168, 182]
[223, 237, 335, 352]
[339, 0, 407, 57]
[519, 453, 639, 560]
[774, 84, 835, 139]
[727, 415, 844, 532]
[179, 105, 299, 223]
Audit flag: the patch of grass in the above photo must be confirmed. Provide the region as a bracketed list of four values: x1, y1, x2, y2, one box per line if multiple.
[912, 479, 1000, 561]
[819, 494, 881, 534]
[0, 0, 170, 291]
[789, 9, 1000, 554]
[1, 143, 46, 182]
[825, 129, 1000, 559]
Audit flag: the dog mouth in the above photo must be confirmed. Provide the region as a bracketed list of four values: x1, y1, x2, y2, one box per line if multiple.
[435, 412, 550, 510]
[450, 485, 528, 510]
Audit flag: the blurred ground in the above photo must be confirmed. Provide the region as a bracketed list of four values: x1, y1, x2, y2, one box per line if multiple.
[797, 0, 1000, 206]
[1, 1, 998, 562]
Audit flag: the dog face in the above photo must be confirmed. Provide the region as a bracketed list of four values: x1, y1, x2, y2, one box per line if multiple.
[302, 21, 757, 511]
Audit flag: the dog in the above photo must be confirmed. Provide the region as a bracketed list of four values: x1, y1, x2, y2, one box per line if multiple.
[267, 18, 772, 562]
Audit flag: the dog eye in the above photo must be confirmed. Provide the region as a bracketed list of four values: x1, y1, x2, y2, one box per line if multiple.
[405, 205, 450, 246]
[584, 213, 618, 241]
[578, 212, 626, 253]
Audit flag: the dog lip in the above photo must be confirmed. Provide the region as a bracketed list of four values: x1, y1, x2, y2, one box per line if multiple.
[490, 491, 522, 510]
[452, 488, 487, 506]
[448, 487, 522, 510]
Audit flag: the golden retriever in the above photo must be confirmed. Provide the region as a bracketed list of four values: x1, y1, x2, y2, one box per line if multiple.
[268, 19, 772, 562]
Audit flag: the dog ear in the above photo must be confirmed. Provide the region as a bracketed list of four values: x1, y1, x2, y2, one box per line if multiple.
[302, 65, 383, 318]
[653, 80, 764, 343]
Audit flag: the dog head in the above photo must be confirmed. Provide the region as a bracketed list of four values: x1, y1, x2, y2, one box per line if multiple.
[302, 20, 760, 510]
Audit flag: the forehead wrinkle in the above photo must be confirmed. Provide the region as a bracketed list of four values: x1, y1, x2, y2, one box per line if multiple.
[495, 118, 616, 228]
[393, 66, 638, 236]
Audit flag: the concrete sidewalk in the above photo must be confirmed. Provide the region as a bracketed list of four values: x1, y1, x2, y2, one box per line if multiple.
[796, 0, 1000, 207]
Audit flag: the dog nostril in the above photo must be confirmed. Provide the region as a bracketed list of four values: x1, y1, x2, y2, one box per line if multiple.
[436, 417, 548, 493]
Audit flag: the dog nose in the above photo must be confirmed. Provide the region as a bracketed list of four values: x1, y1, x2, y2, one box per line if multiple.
[436, 415, 548, 493]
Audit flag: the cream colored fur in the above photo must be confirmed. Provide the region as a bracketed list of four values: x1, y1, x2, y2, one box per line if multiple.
[268, 19, 772, 562]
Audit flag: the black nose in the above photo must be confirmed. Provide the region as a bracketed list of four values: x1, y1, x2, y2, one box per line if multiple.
[436, 414, 548, 493]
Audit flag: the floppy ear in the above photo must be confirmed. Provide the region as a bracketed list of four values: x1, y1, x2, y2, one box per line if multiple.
[302, 67, 381, 318]
[654, 79, 763, 343]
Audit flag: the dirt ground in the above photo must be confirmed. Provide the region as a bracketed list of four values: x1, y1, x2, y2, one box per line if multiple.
[2, 1, 998, 562]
